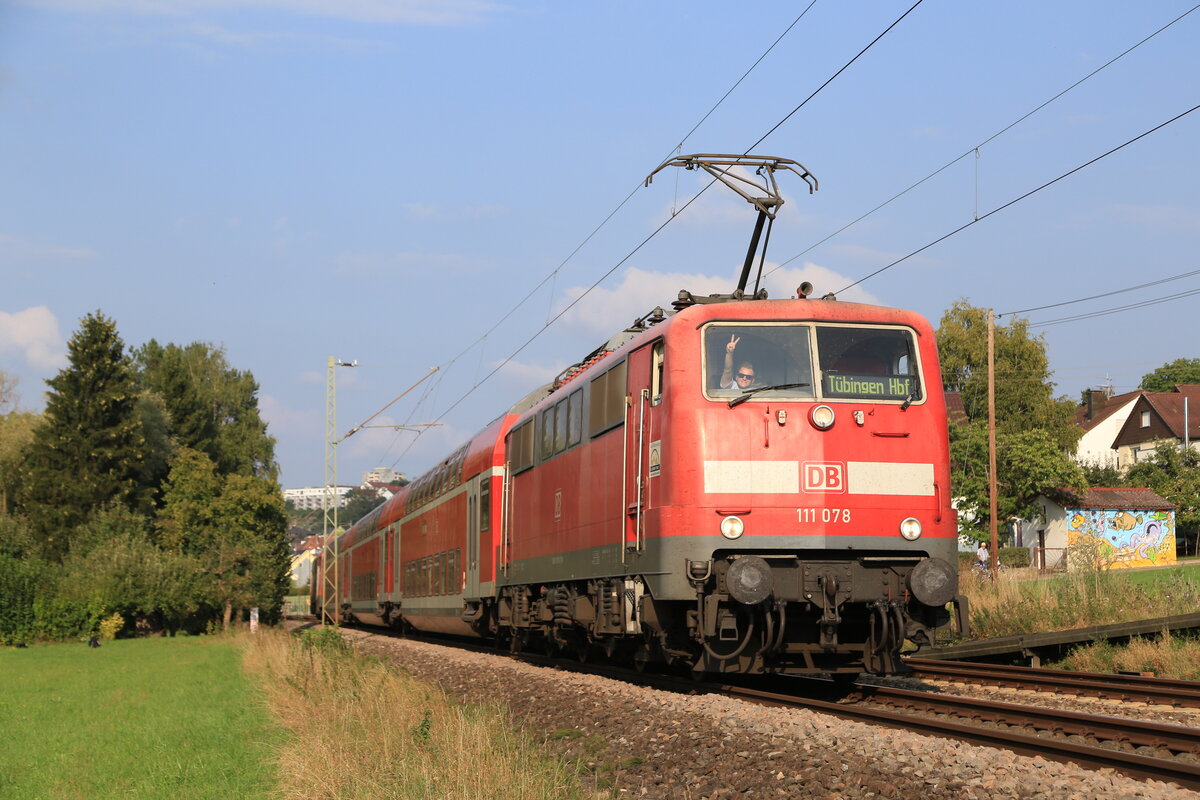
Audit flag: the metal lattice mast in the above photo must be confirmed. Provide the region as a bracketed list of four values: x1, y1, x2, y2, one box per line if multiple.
[322, 356, 339, 625]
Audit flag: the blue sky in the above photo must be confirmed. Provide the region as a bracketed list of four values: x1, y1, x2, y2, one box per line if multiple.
[3, 0, 1198, 490]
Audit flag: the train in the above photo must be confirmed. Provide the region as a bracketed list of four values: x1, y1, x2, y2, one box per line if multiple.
[312, 286, 967, 677]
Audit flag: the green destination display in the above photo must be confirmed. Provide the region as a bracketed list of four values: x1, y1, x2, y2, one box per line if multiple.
[823, 372, 915, 400]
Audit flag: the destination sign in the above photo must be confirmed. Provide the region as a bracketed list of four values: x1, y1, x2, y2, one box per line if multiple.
[823, 372, 916, 401]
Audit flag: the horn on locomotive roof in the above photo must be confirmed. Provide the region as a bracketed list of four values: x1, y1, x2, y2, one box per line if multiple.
[645, 154, 817, 304]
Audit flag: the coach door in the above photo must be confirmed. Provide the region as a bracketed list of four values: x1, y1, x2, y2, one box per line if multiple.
[623, 340, 663, 559]
[465, 475, 481, 598]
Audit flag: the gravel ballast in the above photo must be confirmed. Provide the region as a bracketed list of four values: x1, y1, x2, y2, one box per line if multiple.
[337, 628, 1200, 800]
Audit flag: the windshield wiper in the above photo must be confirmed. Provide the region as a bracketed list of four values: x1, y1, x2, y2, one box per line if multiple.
[728, 383, 811, 408]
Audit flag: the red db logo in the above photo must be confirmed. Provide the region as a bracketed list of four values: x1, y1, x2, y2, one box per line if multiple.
[803, 462, 845, 493]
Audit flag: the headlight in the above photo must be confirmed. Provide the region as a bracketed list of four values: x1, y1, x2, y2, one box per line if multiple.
[899, 517, 922, 541]
[810, 405, 835, 429]
[720, 515, 744, 539]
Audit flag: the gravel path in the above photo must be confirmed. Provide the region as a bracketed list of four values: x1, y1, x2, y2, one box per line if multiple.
[335, 627, 1200, 800]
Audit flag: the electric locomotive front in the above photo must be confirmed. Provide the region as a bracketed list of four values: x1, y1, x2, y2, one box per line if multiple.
[636, 297, 964, 675]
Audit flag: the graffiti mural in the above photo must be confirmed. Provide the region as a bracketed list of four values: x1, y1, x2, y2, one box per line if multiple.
[1066, 507, 1176, 570]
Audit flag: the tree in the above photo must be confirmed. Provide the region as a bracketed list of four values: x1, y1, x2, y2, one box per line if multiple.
[1124, 444, 1200, 556]
[1140, 358, 1200, 393]
[340, 486, 384, 526]
[135, 340, 278, 481]
[950, 423, 1086, 533]
[157, 448, 289, 629]
[0, 369, 18, 415]
[937, 300, 1079, 449]
[0, 410, 39, 514]
[937, 301, 1084, 532]
[15, 312, 147, 558]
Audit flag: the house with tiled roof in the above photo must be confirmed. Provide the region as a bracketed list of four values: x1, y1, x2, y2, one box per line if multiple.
[1073, 385, 1199, 470]
[1074, 389, 1140, 469]
[1033, 487, 1176, 571]
[1111, 385, 1200, 469]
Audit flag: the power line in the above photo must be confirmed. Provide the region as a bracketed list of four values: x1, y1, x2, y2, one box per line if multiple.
[1031, 286, 1200, 327]
[835, 101, 1200, 294]
[395, 2, 927, 462]
[421, 4, 823, 397]
[763, 2, 1200, 280]
[378, 6, 825, 468]
[1000, 267, 1200, 317]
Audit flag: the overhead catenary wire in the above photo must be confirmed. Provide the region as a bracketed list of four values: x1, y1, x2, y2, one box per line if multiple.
[999, 267, 1200, 317]
[388, 2, 925, 466]
[835, 101, 1200, 295]
[417, 0, 928, 431]
[1031, 286, 1200, 327]
[763, 2, 1200, 280]
[416, 2, 823, 399]
[380, 5, 823, 467]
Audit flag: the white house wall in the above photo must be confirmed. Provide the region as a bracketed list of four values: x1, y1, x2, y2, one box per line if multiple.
[1075, 397, 1137, 468]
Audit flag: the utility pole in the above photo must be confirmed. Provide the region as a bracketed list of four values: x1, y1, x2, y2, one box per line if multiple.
[987, 309, 999, 581]
[322, 357, 356, 625]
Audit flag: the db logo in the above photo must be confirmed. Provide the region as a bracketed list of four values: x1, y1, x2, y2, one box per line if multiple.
[803, 462, 845, 493]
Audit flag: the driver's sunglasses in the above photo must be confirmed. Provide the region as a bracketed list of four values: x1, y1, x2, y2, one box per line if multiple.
[736, 372, 755, 380]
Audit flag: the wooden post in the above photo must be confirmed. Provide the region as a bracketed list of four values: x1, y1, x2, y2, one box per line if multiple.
[987, 309, 999, 581]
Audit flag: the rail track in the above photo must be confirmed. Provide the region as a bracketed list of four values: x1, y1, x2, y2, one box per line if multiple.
[905, 657, 1200, 708]
[620, 672, 1200, 791]
[297, 621, 1200, 791]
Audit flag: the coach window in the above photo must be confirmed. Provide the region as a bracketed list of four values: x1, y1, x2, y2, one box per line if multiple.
[508, 420, 535, 473]
[566, 389, 583, 447]
[588, 359, 628, 436]
[540, 406, 556, 460]
[554, 397, 568, 453]
[479, 478, 491, 531]
[651, 341, 665, 406]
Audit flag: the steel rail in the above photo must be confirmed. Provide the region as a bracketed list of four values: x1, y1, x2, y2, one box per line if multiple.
[853, 684, 1200, 755]
[906, 658, 1200, 708]
[722, 683, 1200, 791]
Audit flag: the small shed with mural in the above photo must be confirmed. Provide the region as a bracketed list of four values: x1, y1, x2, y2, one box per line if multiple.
[1034, 488, 1176, 571]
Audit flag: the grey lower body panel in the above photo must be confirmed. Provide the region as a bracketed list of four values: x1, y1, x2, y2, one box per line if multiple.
[500, 533, 957, 600]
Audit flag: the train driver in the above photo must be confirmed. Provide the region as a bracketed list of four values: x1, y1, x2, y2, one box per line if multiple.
[719, 334, 763, 390]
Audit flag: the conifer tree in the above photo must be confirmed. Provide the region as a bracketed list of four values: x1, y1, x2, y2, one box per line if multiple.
[16, 312, 145, 558]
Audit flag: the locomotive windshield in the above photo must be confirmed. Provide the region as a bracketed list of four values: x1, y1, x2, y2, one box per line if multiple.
[703, 322, 922, 403]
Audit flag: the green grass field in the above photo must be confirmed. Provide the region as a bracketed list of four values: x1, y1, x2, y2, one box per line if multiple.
[0, 636, 283, 800]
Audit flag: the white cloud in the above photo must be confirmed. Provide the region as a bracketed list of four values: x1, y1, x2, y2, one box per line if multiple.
[21, 0, 504, 25]
[824, 243, 909, 265]
[259, 393, 319, 435]
[489, 357, 564, 389]
[0, 306, 68, 371]
[554, 263, 878, 340]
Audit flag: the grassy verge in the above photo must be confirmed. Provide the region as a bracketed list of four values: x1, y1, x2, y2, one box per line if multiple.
[0, 636, 280, 800]
[1052, 632, 1200, 678]
[242, 626, 593, 800]
[959, 566, 1200, 640]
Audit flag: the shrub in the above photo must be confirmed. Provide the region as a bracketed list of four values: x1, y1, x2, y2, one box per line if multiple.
[99, 612, 124, 640]
[999, 547, 1031, 568]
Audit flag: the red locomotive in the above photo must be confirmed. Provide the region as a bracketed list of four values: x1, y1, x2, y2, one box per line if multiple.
[313, 155, 966, 676]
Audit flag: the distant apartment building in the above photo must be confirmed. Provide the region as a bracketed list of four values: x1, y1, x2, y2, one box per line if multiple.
[362, 467, 407, 485]
[283, 486, 355, 511]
